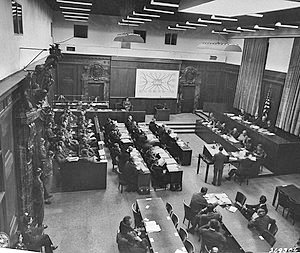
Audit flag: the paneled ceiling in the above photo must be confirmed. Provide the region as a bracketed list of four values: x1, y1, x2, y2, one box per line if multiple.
[44, 0, 300, 33]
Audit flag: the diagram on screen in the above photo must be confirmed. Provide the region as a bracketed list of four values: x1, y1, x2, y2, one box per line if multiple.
[135, 69, 179, 98]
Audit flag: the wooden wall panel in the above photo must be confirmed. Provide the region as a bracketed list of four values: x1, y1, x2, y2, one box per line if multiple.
[110, 57, 181, 113]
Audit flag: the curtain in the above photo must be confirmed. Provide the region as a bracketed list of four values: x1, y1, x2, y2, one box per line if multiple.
[276, 38, 300, 136]
[233, 38, 269, 115]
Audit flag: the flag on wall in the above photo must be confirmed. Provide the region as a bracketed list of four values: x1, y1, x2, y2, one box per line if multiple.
[262, 87, 272, 119]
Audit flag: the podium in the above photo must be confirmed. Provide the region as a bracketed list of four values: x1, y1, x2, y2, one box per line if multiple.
[155, 108, 170, 121]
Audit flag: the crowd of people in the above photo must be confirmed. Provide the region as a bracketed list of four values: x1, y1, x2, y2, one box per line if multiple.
[188, 187, 277, 252]
[205, 112, 268, 186]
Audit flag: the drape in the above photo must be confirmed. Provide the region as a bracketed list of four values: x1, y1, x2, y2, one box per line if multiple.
[276, 38, 300, 136]
[233, 38, 269, 115]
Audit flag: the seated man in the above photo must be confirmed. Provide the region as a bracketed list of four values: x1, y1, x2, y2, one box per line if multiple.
[189, 204, 221, 233]
[21, 213, 58, 253]
[117, 216, 148, 253]
[123, 157, 139, 192]
[226, 155, 260, 180]
[248, 208, 276, 234]
[243, 195, 268, 220]
[149, 118, 158, 135]
[244, 137, 254, 152]
[208, 112, 216, 125]
[80, 148, 98, 162]
[266, 120, 275, 132]
[251, 112, 261, 125]
[239, 108, 249, 121]
[188, 187, 208, 233]
[259, 115, 268, 129]
[238, 130, 248, 146]
[199, 219, 227, 252]
[123, 97, 132, 111]
[229, 128, 239, 139]
[253, 144, 266, 168]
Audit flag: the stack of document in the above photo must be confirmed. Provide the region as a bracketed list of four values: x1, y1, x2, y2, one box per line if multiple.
[215, 193, 232, 205]
[144, 221, 161, 233]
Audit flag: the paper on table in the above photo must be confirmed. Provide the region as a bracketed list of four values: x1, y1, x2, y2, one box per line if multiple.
[227, 206, 237, 213]
[145, 221, 161, 233]
[175, 249, 187, 253]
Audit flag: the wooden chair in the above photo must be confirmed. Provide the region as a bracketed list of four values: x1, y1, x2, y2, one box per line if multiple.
[275, 190, 290, 217]
[132, 203, 142, 228]
[166, 202, 173, 215]
[116, 169, 127, 193]
[183, 200, 192, 229]
[262, 230, 276, 247]
[178, 227, 188, 243]
[184, 239, 195, 253]
[171, 212, 179, 229]
[234, 191, 247, 210]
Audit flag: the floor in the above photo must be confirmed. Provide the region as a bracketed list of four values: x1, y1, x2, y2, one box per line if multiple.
[45, 113, 300, 253]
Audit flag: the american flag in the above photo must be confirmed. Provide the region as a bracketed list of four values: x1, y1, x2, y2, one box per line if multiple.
[262, 87, 272, 119]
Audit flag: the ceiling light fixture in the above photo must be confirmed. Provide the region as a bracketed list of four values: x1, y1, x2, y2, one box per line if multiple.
[176, 24, 196, 29]
[60, 6, 91, 11]
[186, 21, 207, 27]
[211, 30, 228, 35]
[237, 27, 256, 32]
[223, 28, 241, 33]
[254, 25, 275, 31]
[198, 18, 222, 24]
[133, 11, 160, 18]
[62, 11, 90, 15]
[122, 19, 145, 24]
[64, 15, 89, 19]
[65, 18, 88, 22]
[275, 22, 298, 29]
[211, 15, 238, 22]
[144, 6, 174, 14]
[56, 0, 92, 6]
[113, 33, 144, 43]
[127, 16, 152, 22]
[168, 26, 186, 31]
[150, 0, 179, 8]
[246, 13, 263, 18]
[118, 22, 139, 27]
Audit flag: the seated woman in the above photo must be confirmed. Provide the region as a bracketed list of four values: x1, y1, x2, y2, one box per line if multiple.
[117, 216, 149, 253]
[123, 97, 132, 111]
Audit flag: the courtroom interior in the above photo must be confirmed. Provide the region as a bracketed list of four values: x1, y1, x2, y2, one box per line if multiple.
[1, 0, 300, 252]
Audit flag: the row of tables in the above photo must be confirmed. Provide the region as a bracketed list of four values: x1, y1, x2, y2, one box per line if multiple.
[59, 116, 108, 192]
[137, 194, 273, 253]
[211, 111, 300, 174]
[152, 122, 193, 166]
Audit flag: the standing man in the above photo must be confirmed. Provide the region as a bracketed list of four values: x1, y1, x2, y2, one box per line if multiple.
[188, 187, 208, 234]
[32, 168, 45, 227]
[212, 147, 228, 186]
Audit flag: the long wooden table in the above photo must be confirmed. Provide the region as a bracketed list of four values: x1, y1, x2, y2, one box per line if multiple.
[136, 198, 187, 253]
[212, 111, 300, 175]
[216, 206, 271, 252]
[54, 109, 146, 125]
[272, 184, 300, 206]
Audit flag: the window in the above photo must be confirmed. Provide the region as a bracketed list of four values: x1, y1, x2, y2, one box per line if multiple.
[11, 0, 23, 34]
[133, 30, 146, 43]
[165, 33, 177, 45]
[74, 25, 88, 38]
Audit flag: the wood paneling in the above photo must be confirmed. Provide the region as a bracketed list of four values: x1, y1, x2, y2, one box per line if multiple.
[110, 56, 181, 113]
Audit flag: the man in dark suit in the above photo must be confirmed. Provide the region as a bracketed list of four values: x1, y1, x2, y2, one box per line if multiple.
[199, 219, 227, 252]
[32, 168, 45, 227]
[243, 195, 268, 220]
[212, 147, 228, 186]
[248, 208, 276, 234]
[188, 187, 208, 233]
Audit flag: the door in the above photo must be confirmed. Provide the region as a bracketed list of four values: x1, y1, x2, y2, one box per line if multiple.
[87, 83, 104, 101]
[181, 86, 195, 113]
